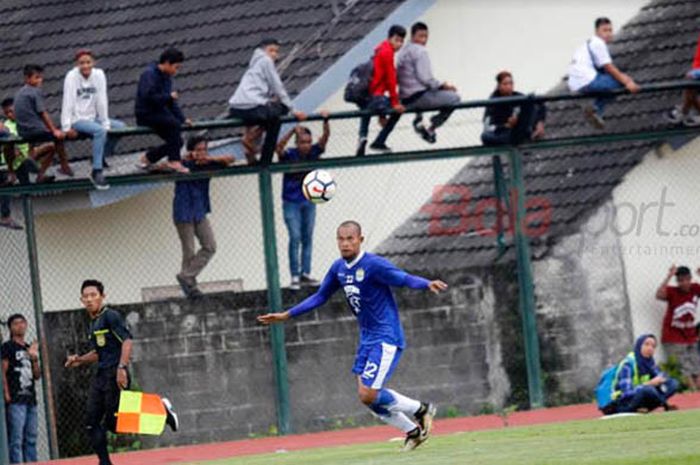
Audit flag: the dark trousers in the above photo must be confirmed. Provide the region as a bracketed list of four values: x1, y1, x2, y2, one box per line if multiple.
[481, 101, 540, 146]
[229, 102, 289, 164]
[86, 367, 130, 465]
[136, 113, 183, 163]
[1, 170, 10, 219]
[616, 379, 679, 413]
[358, 96, 398, 145]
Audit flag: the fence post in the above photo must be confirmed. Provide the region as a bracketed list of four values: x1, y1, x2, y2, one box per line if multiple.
[507, 149, 544, 408]
[0, 357, 7, 465]
[258, 124, 291, 435]
[22, 195, 60, 458]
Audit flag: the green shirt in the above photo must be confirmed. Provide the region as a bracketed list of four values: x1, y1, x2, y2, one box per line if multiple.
[3, 119, 29, 171]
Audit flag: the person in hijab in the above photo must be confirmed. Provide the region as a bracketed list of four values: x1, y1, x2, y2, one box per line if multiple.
[613, 334, 679, 413]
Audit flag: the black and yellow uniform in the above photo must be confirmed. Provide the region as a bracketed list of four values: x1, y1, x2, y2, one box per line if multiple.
[85, 307, 131, 465]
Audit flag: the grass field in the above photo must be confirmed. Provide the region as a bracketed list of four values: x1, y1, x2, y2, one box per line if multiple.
[187, 410, 700, 465]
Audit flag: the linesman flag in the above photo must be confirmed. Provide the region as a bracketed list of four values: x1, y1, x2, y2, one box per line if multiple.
[116, 391, 167, 435]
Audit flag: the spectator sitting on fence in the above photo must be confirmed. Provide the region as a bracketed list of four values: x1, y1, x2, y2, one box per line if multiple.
[393, 21, 460, 145]
[275, 112, 330, 290]
[228, 38, 306, 165]
[2, 313, 41, 463]
[567, 17, 640, 129]
[14, 64, 74, 177]
[356, 25, 407, 156]
[174, 135, 234, 299]
[656, 265, 700, 390]
[0, 123, 23, 230]
[2, 98, 49, 185]
[610, 334, 678, 414]
[135, 48, 191, 174]
[481, 71, 546, 146]
[665, 32, 700, 127]
[61, 49, 127, 190]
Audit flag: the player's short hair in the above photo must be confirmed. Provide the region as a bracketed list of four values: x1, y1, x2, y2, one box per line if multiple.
[1, 97, 13, 108]
[676, 266, 691, 277]
[23, 64, 44, 78]
[75, 48, 94, 61]
[296, 127, 312, 139]
[388, 25, 407, 39]
[260, 38, 281, 48]
[159, 48, 185, 64]
[338, 220, 362, 236]
[411, 22, 428, 36]
[81, 279, 105, 295]
[595, 17, 612, 29]
[7, 313, 26, 330]
[186, 135, 208, 151]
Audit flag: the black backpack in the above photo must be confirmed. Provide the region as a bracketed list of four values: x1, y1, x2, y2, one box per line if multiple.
[344, 58, 374, 106]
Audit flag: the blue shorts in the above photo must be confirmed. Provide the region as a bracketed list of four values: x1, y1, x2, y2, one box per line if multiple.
[351, 342, 402, 390]
[688, 68, 700, 80]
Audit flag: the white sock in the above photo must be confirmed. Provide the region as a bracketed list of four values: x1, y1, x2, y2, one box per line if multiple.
[371, 410, 418, 433]
[385, 389, 421, 417]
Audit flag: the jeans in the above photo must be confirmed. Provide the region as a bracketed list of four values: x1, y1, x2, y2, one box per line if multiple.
[580, 71, 623, 115]
[136, 113, 183, 163]
[616, 378, 679, 413]
[7, 403, 38, 464]
[358, 96, 398, 145]
[175, 217, 217, 287]
[72, 119, 126, 170]
[283, 200, 316, 277]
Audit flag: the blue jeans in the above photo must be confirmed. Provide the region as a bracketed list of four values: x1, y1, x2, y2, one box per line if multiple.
[72, 119, 126, 170]
[283, 200, 316, 277]
[358, 96, 398, 144]
[616, 378, 679, 413]
[7, 403, 38, 463]
[580, 72, 623, 115]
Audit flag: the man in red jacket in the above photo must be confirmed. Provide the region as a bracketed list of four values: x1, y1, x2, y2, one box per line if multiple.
[357, 25, 406, 156]
[665, 33, 700, 127]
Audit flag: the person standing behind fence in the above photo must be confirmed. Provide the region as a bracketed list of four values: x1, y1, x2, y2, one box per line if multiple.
[356, 25, 406, 156]
[228, 38, 306, 165]
[2, 314, 40, 464]
[393, 22, 460, 144]
[174, 136, 234, 299]
[656, 265, 700, 390]
[567, 17, 640, 129]
[135, 48, 190, 174]
[15, 64, 74, 177]
[275, 113, 330, 290]
[65, 280, 179, 465]
[61, 49, 126, 190]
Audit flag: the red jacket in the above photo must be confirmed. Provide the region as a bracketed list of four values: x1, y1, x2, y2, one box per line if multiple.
[693, 34, 700, 69]
[369, 40, 399, 107]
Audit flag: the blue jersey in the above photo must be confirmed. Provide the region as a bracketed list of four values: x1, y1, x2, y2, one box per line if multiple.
[288, 252, 430, 348]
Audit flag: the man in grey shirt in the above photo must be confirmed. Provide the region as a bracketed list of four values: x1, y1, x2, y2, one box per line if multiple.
[394, 22, 460, 144]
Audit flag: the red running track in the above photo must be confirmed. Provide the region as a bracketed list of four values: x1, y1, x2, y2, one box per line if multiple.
[35, 392, 700, 465]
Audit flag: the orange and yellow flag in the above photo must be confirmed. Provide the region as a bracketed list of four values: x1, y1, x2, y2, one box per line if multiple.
[116, 391, 167, 435]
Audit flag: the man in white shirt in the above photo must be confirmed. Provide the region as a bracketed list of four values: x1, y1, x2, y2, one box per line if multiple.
[62, 49, 125, 189]
[567, 17, 640, 128]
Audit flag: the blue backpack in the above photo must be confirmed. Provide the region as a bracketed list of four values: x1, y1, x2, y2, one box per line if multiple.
[595, 353, 637, 412]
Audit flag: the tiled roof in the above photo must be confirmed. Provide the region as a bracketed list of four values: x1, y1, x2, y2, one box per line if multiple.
[0, 0, 403, 123]
[376, 0, 700, 272]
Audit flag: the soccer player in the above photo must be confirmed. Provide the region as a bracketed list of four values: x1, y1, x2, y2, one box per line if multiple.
[258, 221, 448, 451]
[65, 279, 179, 465]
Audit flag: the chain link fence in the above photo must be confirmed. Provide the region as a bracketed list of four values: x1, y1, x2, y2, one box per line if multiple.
[1, 84, 699, 459]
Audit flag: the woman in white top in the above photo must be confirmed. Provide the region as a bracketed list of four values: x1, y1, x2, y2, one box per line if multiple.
[61, 49, 125, 189]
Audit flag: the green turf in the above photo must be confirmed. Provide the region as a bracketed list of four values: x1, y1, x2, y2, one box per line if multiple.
[187, 410, 700, 465]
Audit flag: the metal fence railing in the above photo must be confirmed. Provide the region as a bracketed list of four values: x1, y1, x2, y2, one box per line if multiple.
[0, 80, 699, 461]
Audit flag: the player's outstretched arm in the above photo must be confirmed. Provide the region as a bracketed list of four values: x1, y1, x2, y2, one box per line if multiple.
[257, 311, 291, 325]
[427, 279, 448, 294]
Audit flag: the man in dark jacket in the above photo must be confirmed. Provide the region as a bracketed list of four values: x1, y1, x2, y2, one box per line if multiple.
[135, 48, 190, 174]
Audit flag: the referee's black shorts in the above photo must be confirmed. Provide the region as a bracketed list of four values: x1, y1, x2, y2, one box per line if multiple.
[85, 367, 131, 432]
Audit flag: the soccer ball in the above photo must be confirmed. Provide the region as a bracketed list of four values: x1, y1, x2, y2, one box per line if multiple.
[302, 170, 336, 204]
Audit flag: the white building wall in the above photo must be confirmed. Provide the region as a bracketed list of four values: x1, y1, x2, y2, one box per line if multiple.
[30, 0, 647, 310]
[612, 137, 700, 347]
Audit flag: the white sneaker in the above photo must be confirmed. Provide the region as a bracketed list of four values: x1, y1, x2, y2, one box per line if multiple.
[665, 106, 684, 124]
[290, 276, 301, 291]
[162, 398, 179, 432]
[683, 114, 700, 127]
[401, 427, 426, 452]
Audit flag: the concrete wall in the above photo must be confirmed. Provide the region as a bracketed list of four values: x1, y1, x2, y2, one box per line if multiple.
[44, 270, 517, 455]
[27, 0, 647, 310]
[612, 137, 700, 353]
